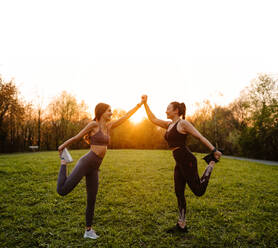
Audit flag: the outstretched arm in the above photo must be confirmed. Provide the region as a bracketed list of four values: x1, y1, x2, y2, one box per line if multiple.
[142, 95, 170, 129]
[180, 120, 222, 159]
[108, 102, 143, 129]
[58, 121, 97, 153]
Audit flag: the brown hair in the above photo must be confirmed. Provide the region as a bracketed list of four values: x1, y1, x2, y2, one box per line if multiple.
[84, 102, 110, 144]
[93, 103, 110, 121]
[170, 101, 186, 119]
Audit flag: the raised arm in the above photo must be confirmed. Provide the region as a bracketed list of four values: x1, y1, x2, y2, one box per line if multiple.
[180, 120, 222, 159]
[58, 121, 97, 153]
[142, 95, 170, 129]
[108, 102, 143, 129]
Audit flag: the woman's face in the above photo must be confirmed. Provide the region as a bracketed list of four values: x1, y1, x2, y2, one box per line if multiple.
[166, 104, 178, 119]
[102, 106, 113, 121]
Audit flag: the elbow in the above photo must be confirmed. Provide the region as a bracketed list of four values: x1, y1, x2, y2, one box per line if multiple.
[150, 116, 157, 123]
[150, 118, 157, 125]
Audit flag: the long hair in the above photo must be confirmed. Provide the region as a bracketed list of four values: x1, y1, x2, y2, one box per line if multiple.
[170, 101, 186, 119]
[84, 102, 110, 144]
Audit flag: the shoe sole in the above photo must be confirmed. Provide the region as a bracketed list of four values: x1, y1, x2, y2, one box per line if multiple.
[84, 235, 99, 239]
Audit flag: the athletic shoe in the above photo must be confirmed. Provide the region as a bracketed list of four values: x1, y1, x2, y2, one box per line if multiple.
[60, 148, 73, 163]
[84, 229, 99, 239]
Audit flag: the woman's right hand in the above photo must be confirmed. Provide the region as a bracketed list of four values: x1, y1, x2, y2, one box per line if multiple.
[141, 95, 148, 104]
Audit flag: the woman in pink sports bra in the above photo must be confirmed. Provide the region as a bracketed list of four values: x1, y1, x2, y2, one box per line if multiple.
[57, 99, 144, 239]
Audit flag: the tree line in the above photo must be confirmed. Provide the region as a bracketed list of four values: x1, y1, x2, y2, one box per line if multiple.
[1, 74, 277, 160]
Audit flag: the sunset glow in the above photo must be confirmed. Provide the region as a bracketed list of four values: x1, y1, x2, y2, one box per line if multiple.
[130, 110, 146, 124]
[1, 0, 277, 120]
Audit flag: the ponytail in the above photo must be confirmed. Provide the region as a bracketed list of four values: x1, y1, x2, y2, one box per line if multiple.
[180, 102, 186, 119]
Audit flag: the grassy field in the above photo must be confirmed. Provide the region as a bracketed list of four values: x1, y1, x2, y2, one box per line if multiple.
[0, 149, 278, 248]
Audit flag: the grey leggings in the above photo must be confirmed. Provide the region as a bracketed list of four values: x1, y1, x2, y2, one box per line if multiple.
[57, 150, 103, 227]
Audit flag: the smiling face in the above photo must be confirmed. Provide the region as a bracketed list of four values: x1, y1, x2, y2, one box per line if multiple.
[166, 103, 179, 120]
[101, 106, 113, 121]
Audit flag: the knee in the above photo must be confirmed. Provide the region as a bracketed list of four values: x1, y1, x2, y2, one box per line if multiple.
[57, 187, 67, 196]
[191, 156, 197, 165]
[192, 189, 205, 197]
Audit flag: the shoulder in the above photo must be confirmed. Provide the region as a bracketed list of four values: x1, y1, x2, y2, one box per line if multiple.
[179, 119, 190, 126]
[178, 119, 192, 131]
[86, 121, 98, 129]
[106, 120, 115, 130]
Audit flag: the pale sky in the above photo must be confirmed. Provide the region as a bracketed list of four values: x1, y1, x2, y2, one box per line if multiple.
[1, 0, 278, 122]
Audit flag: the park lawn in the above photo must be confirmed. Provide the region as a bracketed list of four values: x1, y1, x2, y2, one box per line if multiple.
[0, 149, 277, 248]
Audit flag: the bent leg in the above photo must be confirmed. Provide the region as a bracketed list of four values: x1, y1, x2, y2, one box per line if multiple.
[175, 149, 213, 197]
[185, 156, 213, 197]
[57, 158, 88, 196]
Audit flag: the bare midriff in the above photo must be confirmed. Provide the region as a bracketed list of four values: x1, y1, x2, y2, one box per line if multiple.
[90, 145, 107, 158]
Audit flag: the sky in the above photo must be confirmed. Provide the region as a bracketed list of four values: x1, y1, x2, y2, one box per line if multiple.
[1, 0, 278, 122]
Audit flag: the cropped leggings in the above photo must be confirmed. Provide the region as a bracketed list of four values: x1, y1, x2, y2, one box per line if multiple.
[57, 150, 103, 227]
[173, 146, 213, 218]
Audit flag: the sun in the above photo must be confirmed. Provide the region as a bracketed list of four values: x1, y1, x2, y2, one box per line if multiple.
[130, 109, 145, 124]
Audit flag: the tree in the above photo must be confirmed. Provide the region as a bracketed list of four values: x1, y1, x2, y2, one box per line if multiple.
[0, 77, 26, 152]
[238, 74, 278, 160]
[44, 91, 91, 150]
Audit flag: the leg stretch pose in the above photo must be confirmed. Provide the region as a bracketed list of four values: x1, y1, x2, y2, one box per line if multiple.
[57, 150, 101, 228]
[173, 146, 214, 228]
[57, 98, 144, 239]
[141, 95, 221, 232]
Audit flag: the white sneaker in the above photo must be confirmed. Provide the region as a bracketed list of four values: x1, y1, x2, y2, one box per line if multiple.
[84, 229, 99, 239]
[60, 148, 73, 163]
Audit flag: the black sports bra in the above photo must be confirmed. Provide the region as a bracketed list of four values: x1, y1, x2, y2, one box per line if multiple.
[164, 120, 187, 147]
[90, 126, 110, 146]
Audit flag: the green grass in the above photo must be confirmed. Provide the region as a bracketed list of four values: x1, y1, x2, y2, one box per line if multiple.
[0, 150, 278, 248]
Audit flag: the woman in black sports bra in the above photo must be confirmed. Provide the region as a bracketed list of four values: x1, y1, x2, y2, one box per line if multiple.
[57, 99, 144, 239]
[141, 95, 222, 232]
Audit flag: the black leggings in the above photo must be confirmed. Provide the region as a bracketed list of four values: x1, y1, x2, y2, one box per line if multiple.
[173, 147, 213, 219]
[57, 150, 103, 227]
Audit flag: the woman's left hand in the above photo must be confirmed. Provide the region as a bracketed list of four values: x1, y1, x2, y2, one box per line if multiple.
[58, 145, 65, 155]
[214, 150, 222, 160]
[141, 95, 147, 104]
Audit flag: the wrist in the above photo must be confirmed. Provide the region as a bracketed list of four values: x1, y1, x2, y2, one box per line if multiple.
[211, 147, 217, 153]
